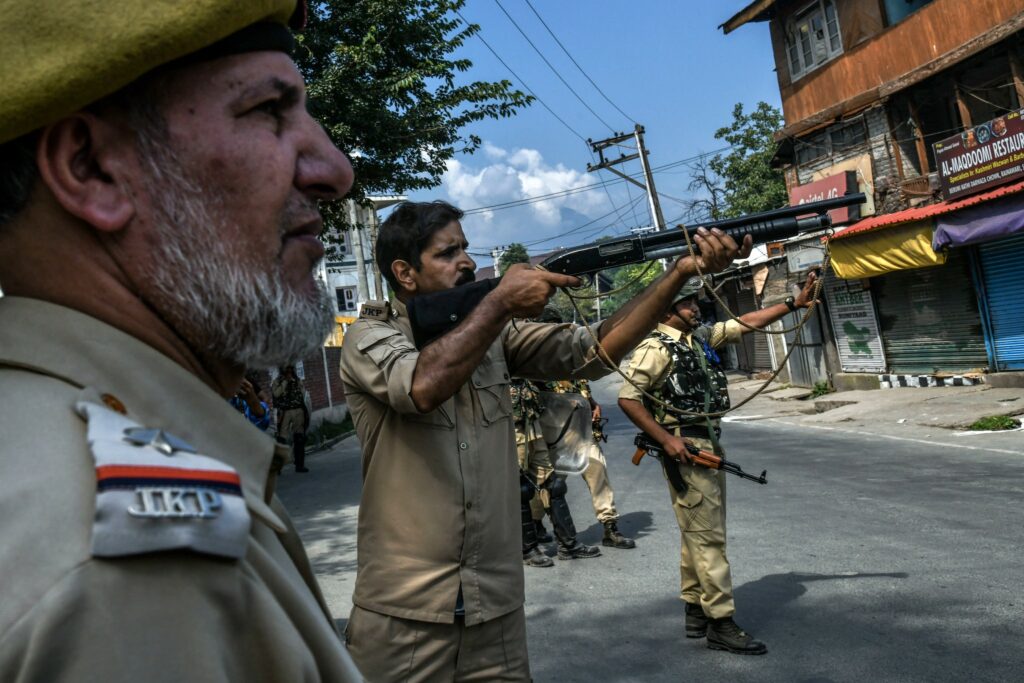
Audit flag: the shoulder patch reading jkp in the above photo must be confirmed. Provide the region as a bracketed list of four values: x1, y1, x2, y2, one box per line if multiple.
[76, 401, 251, 560]
[359, 300, 390, 320]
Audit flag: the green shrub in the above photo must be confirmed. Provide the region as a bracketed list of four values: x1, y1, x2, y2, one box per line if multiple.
[968, 415, 1020, 431]
[809, 380, 832, 398]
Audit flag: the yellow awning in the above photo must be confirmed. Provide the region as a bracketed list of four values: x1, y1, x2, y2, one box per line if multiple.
[828, 220, 946, 279]
[325, 315, 358, 348]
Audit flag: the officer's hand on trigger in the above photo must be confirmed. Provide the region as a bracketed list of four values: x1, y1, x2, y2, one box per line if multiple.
[661, 434, 694, 463]
[794, 270, 819, 309]
[496, 263, 581, 319]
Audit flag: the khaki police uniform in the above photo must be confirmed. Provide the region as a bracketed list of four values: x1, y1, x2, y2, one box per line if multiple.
[0, 297, 363, 682]
[512, 378, 553, 518]
[619, 320, 742, 619]
[339, 300, 605, 681]
[541, 379, 617, 523]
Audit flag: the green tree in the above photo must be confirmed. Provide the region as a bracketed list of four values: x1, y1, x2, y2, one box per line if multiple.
[297, 0, 532, 202]
[602, 260, 664, 317]
[695, 102, 787, 219]
[497, 242, 529, 274]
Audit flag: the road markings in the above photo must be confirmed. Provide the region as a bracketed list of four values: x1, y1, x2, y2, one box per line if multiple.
[742, 419, 1024, 457]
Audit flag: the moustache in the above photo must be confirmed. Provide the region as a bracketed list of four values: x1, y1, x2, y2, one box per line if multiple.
[456, 269, 476, 286]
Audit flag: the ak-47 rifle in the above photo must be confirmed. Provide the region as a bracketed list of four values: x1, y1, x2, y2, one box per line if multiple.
[406, 192, 866, 348]
[632, 433, 767, 488]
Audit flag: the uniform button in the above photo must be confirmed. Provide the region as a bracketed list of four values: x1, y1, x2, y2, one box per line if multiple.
[459, 442, 468, 450]
[503, 373, 509, 380]
[465, 502, 473, 510]
[449, 313, 458, 321]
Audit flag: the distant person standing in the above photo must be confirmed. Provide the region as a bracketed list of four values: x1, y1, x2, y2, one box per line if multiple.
[273, 365, 310, 473]
[536, 307, 636, 550]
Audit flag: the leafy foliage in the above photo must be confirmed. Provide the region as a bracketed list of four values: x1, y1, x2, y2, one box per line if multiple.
[600, 260, 665, 318]
[690, 102, 787, 220]
[294, 0, 533, 249]
[497, 242, 529, 274]
[967, 415, 1020, 431]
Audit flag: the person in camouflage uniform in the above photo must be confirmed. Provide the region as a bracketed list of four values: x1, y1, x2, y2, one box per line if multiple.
[536, 307, 636, 550]
[512, 377, 601, 566]
[618, 274, 818, 656]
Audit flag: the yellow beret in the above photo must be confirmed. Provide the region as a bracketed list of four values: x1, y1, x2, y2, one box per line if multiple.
[0, 0, 299, 144]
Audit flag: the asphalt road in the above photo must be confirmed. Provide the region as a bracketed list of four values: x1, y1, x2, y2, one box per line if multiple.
[278, 384, 1024, 683]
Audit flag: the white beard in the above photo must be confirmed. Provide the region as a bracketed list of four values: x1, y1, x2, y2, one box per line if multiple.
[137, 138, 335, 369]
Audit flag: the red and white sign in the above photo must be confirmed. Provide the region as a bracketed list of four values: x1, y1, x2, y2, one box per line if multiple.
[788, 171, 860, 225]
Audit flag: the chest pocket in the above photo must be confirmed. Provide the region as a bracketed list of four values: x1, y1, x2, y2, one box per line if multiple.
[472, 359, 512, 426]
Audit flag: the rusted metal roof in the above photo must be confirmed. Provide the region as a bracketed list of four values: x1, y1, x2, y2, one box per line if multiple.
[831, 179, 1024, 241]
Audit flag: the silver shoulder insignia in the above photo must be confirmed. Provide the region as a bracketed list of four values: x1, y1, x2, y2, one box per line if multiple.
[76, 400, 251, 560]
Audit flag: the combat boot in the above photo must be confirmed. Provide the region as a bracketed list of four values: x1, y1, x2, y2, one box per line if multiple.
[601, 521, 636, 549]
[706, 617, 767, 655]
[523, 546, 553, 568]
[556, 541, 601, 560]
[684, 602, 709, 638]
[534, 519, 553, 543]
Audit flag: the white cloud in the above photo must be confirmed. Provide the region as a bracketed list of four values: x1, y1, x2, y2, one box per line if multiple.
[437, 144, 616, 255]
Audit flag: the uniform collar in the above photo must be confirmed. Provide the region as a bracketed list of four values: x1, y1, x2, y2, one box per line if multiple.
[0, 297, 286, 531]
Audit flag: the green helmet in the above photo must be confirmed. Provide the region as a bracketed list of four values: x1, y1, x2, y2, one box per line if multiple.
[672, 276, 705, 306]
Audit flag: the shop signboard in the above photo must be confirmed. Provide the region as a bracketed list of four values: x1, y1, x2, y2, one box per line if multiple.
[824, 277, 886, 373]
[789, 171, 860, 225]
[934, 109, 1024, 200]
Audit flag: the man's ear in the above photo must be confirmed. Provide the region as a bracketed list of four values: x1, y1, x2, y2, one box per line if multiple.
[35, 113, 137, 232]
[391, 259, 418, 295]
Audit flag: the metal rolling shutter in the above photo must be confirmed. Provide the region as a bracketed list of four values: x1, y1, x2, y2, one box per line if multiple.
[978, 233, 1024, 370]
[872, 251, 988, 374]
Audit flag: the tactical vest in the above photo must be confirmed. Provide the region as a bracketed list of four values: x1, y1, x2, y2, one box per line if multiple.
[510, 378, 544, 427]
[644, 329, 730, 427]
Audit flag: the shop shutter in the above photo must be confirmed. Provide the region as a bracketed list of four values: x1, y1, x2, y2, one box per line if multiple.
[873, 251, 987, 373]
[978, 233, 1024, 370]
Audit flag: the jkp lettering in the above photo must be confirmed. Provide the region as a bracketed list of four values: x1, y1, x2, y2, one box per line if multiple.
[128, 487, 223, 518]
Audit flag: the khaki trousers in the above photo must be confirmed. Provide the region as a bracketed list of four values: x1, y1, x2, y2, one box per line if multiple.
[665, 436, 734, 619]
[346, 605, 531, 682]
[580, 446, 618, 523]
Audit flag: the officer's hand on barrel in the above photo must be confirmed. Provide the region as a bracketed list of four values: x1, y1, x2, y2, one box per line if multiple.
[676, 227, 753, 274]
[497, 264, 581, 319]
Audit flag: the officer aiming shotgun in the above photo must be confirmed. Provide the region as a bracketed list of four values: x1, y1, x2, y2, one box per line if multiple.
[407, 192, 866, 348]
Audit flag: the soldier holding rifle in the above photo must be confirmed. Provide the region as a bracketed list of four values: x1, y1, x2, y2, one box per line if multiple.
[619, 273, 819, 655]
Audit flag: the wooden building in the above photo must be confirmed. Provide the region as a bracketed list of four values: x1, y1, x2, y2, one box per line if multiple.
[723, 0, 1024, 387]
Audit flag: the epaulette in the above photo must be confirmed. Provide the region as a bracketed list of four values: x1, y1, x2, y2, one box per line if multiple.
[359, 300, 391, 321]
[76, 396, 250, 560]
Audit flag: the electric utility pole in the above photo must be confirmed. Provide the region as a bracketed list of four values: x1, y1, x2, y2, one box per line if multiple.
[587, 123, 667, 231]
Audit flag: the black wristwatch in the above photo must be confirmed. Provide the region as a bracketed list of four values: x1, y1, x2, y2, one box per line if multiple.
[784, 296, 797, 312]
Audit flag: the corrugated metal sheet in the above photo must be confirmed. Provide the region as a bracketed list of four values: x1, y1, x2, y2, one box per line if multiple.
[873, 252, 987, 373]
[832, 179, 1024, 241]
[824, 275, 886, 372]
[979, 233, 1024, 370]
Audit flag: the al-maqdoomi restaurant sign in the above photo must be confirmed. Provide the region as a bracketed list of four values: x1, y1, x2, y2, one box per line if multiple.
[934, 110, 1024, 200]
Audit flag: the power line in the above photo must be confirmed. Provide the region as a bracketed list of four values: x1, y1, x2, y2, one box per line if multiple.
[461, 146, 732, 214]
[457, 10, 589, 143]
[521, 0, 636, 124]
[492, 0, 616, 132]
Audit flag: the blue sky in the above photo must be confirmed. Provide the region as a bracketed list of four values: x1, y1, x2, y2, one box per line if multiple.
[406, 1, 783, 266]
